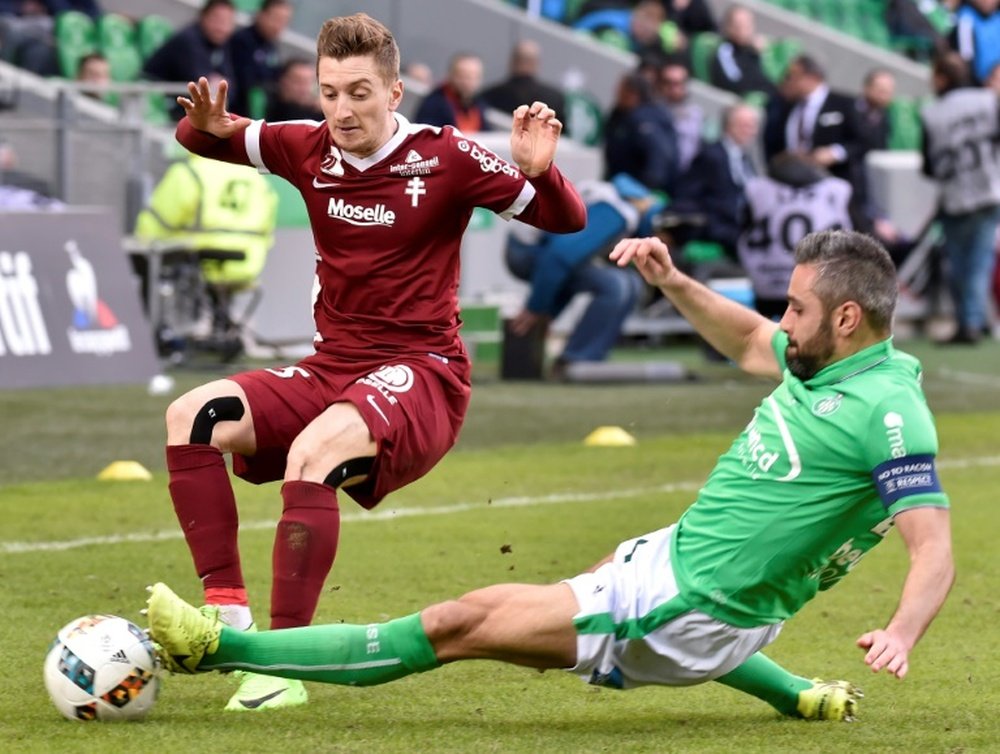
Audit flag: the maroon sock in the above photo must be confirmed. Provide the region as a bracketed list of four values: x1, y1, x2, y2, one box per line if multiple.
[166, 444, 245, 595]
[270, 480, 340, 629]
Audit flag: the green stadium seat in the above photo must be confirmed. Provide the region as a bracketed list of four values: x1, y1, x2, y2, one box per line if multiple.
[232, 0, 262, 12]
[594, 27, 631, 52]
[54, 10, 97, 79]
[761, 37, 802, 83]
[137, 15, 175, 61]
[563, 90, 603, 146]
[563, 0, 590, 23]
[97, 13, 142, 82]
[888, 97, 923, 152]
[246, 85, 268, 119]
[689, 32, 720, 83]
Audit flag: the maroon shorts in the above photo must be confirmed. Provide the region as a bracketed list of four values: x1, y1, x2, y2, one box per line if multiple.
[228, 351, 471, 509]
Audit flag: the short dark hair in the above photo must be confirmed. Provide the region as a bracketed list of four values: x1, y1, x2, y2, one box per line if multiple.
[260, 0, 291, 12]
[932, 51, 971, 92]
[315, 13, 400, 84]
[279, 57, 314, 78]
[794, 230, 897, 333]
[790, 54, 825, 80]
[200, 0, 234, 18]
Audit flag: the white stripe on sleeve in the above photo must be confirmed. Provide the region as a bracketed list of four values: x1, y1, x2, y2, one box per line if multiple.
[498, 181, 537, 221]
[244, 120, 269, 174]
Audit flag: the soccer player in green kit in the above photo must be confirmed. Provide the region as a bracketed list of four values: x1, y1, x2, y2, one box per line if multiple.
[146, 230, 953, 722]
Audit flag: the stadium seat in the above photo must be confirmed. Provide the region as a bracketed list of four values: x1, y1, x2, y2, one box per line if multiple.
[54, 10, 97, 79]
[761, 37, 802, 83]
[594, 27, 631, 52]
[563, 90, 603, 146]
[887, 97, 923, 151]
[689, 32, 720, 83]
[137, 15, 175, 61]
[246, 85, 268, 119]
[232, 0, 262, 12]
[97, 13, 142, 82]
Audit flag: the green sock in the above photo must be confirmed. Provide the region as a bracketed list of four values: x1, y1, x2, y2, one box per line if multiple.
[715, 653, 812, 717]
[201, 612, 440, 686]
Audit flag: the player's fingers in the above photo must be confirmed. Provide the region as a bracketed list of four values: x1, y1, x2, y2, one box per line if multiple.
[885, 652, 907, 677]
[542, 116, 563, 134]
[177, 96, 195, 111]
[895, 659, 909, 679]
[864, 638, 888, 667]
[196, 76, 212, 101]
[856, 632, 874, 649]
[216, 79, 230, 109]
[528, 100, 548, 117]
[610, 237, 642, 265]
[531, 106, 556, 123]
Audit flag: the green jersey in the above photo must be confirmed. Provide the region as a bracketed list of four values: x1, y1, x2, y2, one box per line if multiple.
[671, 332, 949, 628]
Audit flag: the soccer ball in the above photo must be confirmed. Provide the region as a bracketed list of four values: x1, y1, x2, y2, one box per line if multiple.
[43, 614, 160, 721]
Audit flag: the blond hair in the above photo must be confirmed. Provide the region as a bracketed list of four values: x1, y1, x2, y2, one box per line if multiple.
[316, 13, 399, 84]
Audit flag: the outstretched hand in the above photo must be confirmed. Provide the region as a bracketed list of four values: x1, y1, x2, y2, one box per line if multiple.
[608, 236, 678, 289]
[177, 77, 251, 137]
[856, 628, 911, 679]
[510, 101, 562, 178]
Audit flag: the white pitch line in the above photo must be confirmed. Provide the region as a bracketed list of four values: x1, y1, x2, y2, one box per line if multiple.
[3, 454, 1000, 556]
[0, 480, 701, 555]
[936, 367, 1000, 389]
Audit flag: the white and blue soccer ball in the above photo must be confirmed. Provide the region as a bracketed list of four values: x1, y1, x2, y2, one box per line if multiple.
[43, 614, 160, 721]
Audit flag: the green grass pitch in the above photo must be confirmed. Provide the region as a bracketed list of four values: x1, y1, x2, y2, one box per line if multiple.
[1, 341, 999, 753]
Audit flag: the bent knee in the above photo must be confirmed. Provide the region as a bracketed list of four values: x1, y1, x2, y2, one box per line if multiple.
[421, 600, 484, 646]
[165, 384, 249, 449]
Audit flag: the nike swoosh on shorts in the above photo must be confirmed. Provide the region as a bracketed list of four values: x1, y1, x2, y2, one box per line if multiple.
[238, 688, 287, 709]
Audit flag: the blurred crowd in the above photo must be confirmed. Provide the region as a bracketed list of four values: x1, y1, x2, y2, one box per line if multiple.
[2, 0, 1000, 360]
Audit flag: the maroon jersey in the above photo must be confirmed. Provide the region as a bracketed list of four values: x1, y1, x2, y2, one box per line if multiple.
[178, 113, 583, 364]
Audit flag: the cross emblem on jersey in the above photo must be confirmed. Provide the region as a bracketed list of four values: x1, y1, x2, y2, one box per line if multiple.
[404, 176, 426, 207]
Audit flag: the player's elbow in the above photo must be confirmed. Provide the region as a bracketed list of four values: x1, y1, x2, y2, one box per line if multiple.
[563, 197, 587, 232]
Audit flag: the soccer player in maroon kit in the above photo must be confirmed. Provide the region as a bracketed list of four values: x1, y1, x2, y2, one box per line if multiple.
[163, 13, 585, 711]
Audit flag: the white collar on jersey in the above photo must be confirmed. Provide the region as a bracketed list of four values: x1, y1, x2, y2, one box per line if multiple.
[340, 112, 428, 172]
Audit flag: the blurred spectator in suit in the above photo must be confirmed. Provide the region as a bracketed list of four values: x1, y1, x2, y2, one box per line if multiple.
[229, 0, 292, 117]
[669, 102, 760, 260]
[853, 68, 906, 249]
[414, 52, 490, 132]
[505, 175, 658, 377]
[481, 40, 565, 122]
[855, 68, 895, 152]
[657, 56, 703, 174]
[767, 55, 866, 210]
[951, 0, 1000, 84]
[709, 4, 775, 97]
[658, 0, 717, 35]
[143, 0, 237, 120]
[921, 51, 1000, 344]
[604, 70, 679, 195]
[264, 58, 321, 121]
